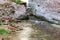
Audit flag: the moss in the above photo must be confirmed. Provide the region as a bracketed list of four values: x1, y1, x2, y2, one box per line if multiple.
[0, 23, 2, 25]
[9, 20, 15, 24]
[0, 22, 2, 26]
[12, 0, 22, 4]
[0, 29, 9, 36]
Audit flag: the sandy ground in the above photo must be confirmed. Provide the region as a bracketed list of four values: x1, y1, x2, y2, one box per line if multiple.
[0, 21, 60, 40]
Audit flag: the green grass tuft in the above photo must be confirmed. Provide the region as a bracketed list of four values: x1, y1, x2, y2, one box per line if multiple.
[12, 0, 22, 4]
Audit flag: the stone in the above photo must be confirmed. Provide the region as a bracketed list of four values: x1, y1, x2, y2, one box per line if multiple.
[28, 0, 60, 24]
[0, 0, 26, 20]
